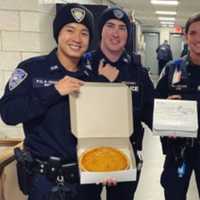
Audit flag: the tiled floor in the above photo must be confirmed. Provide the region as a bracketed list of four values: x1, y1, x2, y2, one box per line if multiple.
[102, 126, 199, 200]
[135, 126, 199, 200]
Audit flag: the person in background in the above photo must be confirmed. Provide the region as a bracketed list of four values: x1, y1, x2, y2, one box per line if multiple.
[82, 6, 154, 200]
[156, 13, 200, 200]
[156, 40, 173, 74]
[0, 3, 94, 200]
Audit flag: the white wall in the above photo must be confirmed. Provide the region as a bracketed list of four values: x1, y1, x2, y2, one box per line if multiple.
[0, 0, 55, 138]
[0, 0, 113, 138]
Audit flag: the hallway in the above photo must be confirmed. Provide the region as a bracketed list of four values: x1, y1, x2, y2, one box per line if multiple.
[135, 126, 199, 200]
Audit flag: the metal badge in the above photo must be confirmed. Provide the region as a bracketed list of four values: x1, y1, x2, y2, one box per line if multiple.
[9, 68, 28, 91]
[71, 8, 86, 23]
[113, 9, 124, 19]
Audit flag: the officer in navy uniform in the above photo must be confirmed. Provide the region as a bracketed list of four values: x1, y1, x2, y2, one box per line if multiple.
[156, 40, 173, 75]
[0, 3, 94, 200]
[81, 7, 154, 200]
[156, 13, 200, 200]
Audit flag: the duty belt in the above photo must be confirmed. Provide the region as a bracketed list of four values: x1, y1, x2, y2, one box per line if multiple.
[32, 157, 79, 183]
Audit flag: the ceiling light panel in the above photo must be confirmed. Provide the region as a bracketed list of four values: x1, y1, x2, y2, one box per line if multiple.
[155, 11, 177, 15]
[151, 0, 179, 6]
[158, 17, 176, 21]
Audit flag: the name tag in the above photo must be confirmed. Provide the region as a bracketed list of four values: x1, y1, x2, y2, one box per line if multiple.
[171, 84, 188, 91]
[33, 79, 56, 88]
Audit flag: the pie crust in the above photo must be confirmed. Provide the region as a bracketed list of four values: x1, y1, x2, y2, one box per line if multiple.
[79, 146, 130, 172]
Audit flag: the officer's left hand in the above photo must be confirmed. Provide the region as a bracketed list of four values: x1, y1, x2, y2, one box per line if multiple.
[167, 95, 182, 100]
[98, 61, 119, 82]
[96, 177, 117, 187]
[96, 177, 117, 186]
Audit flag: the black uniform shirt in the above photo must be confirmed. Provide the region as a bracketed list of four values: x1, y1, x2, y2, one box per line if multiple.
[0, 49, 91, 162]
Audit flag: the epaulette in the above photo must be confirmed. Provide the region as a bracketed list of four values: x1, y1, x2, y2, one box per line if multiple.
[19, 55, 47, 66]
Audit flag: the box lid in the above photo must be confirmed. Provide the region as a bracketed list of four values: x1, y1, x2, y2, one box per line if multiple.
[153, 99, 198, 131]
[69, 82, 133, 138]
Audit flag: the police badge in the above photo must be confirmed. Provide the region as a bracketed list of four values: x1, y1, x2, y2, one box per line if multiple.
[71, 8, 86, 23]
[113, 9, 124, 19]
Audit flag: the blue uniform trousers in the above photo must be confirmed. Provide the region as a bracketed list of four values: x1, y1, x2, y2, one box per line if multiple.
[161, 145, 200, 200]
[28, 171, 141, 200]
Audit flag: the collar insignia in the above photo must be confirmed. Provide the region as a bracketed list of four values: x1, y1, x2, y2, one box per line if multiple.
[50, 65, 59, 71]
[113, 9, 124, 19]
[71, 8, 86, 23]
[123, 57, 129, 63]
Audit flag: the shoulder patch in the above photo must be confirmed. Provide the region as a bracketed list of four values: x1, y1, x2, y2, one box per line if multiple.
[9, 68, 28, 91]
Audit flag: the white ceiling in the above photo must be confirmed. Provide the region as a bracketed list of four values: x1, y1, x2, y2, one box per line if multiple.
[111, 0, 200, 28]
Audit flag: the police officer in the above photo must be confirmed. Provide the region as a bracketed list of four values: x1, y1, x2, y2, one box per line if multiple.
[0, 3, 94, 200]
[156, 13, 200, 200]
[81, 6, 154, 200]
[156, 40, 173, 75]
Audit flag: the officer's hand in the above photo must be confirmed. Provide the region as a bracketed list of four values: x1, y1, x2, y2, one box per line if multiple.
[96, 177, 117, 187]
[167, 95, 182, 100]
[98, 61, 119, 82]
[55, 76, 84, 96]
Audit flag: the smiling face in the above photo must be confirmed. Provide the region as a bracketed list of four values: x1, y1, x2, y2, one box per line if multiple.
[185, 21, 200, 59]
[57, 23, 90, 62]
[100, 19, 128, 55]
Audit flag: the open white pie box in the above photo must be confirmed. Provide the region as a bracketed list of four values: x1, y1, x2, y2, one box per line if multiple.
[69, 82, 136, 184]
[153, 99, 198, 137]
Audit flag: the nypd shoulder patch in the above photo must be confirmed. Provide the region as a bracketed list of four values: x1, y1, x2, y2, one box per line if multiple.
[9, 68, 28, 91]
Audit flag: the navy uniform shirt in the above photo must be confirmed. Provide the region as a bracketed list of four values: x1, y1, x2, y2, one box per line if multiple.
[156, 56, 200, 153]
[84, 48, 154, 150]
[0, 49, 91, 162]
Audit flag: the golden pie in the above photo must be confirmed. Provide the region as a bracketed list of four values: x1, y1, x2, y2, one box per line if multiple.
[79, 146, 129, 172]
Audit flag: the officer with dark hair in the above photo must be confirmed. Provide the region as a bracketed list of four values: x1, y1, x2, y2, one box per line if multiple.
[0, 3, 94, 200]
[82, 6, 154, 200]
[156, 12, 200, 200]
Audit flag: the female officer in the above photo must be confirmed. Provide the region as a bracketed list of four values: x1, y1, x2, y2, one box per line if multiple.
[156, 13, 200, 200]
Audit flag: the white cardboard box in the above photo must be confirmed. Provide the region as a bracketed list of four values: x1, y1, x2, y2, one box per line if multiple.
[153, 99, 198, 137]
[69, 82, 136, 184]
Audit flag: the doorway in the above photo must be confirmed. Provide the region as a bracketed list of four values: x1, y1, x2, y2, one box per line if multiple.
[169, 33, 184, 60]
[143, 32, 160, 75]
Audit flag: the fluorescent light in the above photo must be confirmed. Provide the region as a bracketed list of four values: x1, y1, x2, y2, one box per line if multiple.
[151, 0, 179, 5]
[160, 21, 175, 25]
[155, 11, 177, 15]
[161, 24, 174, 28]
[158, 17, 175, 21]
